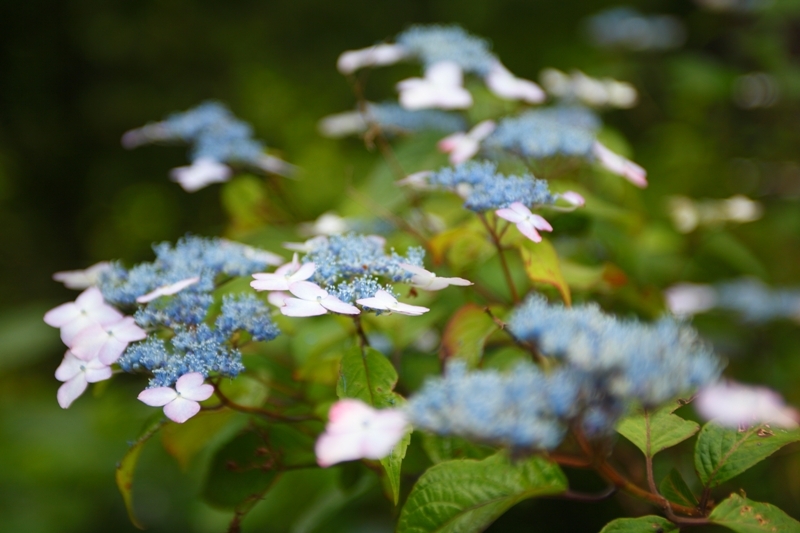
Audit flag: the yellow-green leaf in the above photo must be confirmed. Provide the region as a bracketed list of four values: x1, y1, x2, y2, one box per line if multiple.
[709, 493, 800, 532]
[617, 401, 699, 458]
[439, 303, 499, 368]
[518, 238, 571, 305]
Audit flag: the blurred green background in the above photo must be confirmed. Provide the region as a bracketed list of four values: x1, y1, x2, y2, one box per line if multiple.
[2, 0, 800, 531]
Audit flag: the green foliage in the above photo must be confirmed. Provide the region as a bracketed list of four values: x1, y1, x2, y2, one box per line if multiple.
[617, 401, 700, 458]
[397, 452, 567, 533]
[659, 468, 698, 508]
[518, 238, 571, 305]
[694, 423, 800, 488]
[709, 493, 800, 533]
[599, 516, 678, 533]
[439, 303, 499, 367]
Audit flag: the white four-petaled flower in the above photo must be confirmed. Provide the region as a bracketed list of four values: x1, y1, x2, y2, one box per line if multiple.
[136, 277, 201, 304]
[55, 351, 113, 409]
[52, 262, 111, 290]
[250, 256, 316, 292]
[495, 202, 553, 243]
[281, 281, 360, 317]
[484, 62, 546, 104]
[356, 290, 429, 316]
[437, 120, 496, 165]
[169, 157, 233, 192]
[44, 286, 125, 346]
[69, 316, 148, 365]
[337, 44, 408, 74]
[399, 263, 472, 291]
[592, 142, 647, 188]
[695, 381, 799, 429]
[397, 61, 473, 110]
[315, 399, 409, 467]
[138, 372, 215, 424]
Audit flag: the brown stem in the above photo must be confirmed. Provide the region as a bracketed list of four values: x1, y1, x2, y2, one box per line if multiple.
[549, 453, 593, 469]
[352, 315, 370, 350]
[478, 213, 519, 303]
[213, 381, 314, 422]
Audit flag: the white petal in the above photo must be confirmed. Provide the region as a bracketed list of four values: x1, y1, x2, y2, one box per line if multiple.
[267, 291, 290, 307]
[55, 351, 84, 382]
[315, 430, 365, 467]
[52, 262, 111, 290]
[516, 221, 543, 243]
[57, 375, 88, 409]
[337, 44, 406, 74]
[389, 301, 430, 316]
[170, 158, 232, 192]
[175, 373, 214, 401]
[426, 61, 463, 86]
[109, 317, 148, 342]
[593, 142, 648, 188]
[696, 382, 799, 428]
[561, 191, 586, 207]
[529, 214, 553, 232]
[136, 277, 200, 303]
[467, 120, 497, 141]
[664, 284, 717, 316]
[250, 276, 290, 292]
[164, 397, 201, 423]
[495, 207, 525, 224]
[138, 387, 178, 407]
[288, 281, 328, 301]
[44, 302, 80, 328]
[281, 299, 328, 317]
[290, 262, 317, 283]
[84, 364, 112, 383]
[321, 296, 361, 315]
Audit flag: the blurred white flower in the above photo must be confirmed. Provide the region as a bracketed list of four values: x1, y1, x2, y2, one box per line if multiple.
[52, 262, 111, 290]
[437, 120, 496, 165]
[337, 44, 407, 74]
[357, 290, 429, 316]
[485, 63, 545, 104]
[495, 202, 553, 243]
[664, 283, 717, 316]
[696, 381, 799, 429]
[397, 62, 473, 110]
[170, 157, 232, 192]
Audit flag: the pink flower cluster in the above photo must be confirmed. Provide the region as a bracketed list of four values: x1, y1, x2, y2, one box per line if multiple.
[44, 287, 146, 409]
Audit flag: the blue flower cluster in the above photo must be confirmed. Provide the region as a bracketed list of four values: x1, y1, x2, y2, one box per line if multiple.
[585, 8, 686, 51]
[99, 236, 277, 307]
[118, 324, 247, 388]
[122, 101, 269, 168]
[396, 25, 497, 75]
[408, 295, 721, 449]
[715, 278, 800, 323]
[369, 103, 467, 134]
[428, 161, 559, 212]
[485, 107, 600, 161]
[215, 294, 281, 341]
[299, 233, 425, 302]
[406, 361, 568, 450]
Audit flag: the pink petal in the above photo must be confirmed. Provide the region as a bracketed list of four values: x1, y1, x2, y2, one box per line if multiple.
[96, 336, 128, 366]
[696, 382, 799, 428]
[529, 214, 553, 232]
[138, 387, 178, 407]
[448, 138, 479, 165]
[109, 317, 147, 342]
[320, 296, 361, 315]
[290, 262, 317, 282]
[441, 276, 472, 287]
[175, 372, 214, 401]
[437, 133, 465, 153]
[327, 399, 375, 426]
[55, 351, 83, 382]
[288, 281, 328, 301]
[315, 430, 364, 467]
[468, 120, 497, 141]
[57, 375, 88, 409]
[495, 207, 525, 224]
[250, 277, 290, 292]
[43, 302, 80, 328]
[84, 364, 113, 383]
[267, 291, 290, 307]
[164, 397, 201, 423]
[69, 324, 110, 360]
[561, 191, 585, 207]
[75, 286, 105, 308]
[52, 262, 111, 290]
[281, 298, 328, 317]
[517, 221, 543, 243]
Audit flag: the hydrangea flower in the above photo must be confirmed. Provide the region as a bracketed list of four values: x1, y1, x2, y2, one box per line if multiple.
[485, 63, 545, 103]
[592, 142, 647, 188]
[138, 372, 215, 423]
[397, 61, 473, 110]
[52, 262, 111, 290]
[70, 317, 147, 365]
[399, 264, 472, 291]
[55, 351, 113, 409]
[695, 381, 799, 428]
[356, 290, 429, 316]
[337, 44, 407, 74]
[540, 68, 637, 108]
[315, 399, 409, 467]
[318, 103, 466, 138]
[250, 256, 316, 292]
[437, 120, 496, 165]
[281, 281, 360, 317]
[136, 277, 200, 304]
[44, 287, 124, 346]
[495, 202, 554, 243]
[169, 157, 232, 192]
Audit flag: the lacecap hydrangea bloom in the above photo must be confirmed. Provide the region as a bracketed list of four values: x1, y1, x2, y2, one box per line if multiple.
[318, 103, 467, 138]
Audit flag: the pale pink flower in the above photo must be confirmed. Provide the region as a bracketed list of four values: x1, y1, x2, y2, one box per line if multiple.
[136, 277, 200, 304]
[55, 351, 113, 409]
[397, 170, 433, 190]
[399, 263, 472, 291]
[69, 316, 147, 365]
[267, 291, 291, 308]
[315, 399, 409, 467]
[696, 381, 799, 429]
[561, 191, 586, 207]
[44, 286, 124, 346]
[250, 255, 316, 292]
[397, 62, 473, 110]
[281, 281, 360, 317]
[300, 212, 349, 237]
[52, 262, 111, 290]
[437, 120, 496, 165]
[356, 290, 429, 316]
[337, 44, 407, 74]
[138, 372, 215, 424]
[664, 283, 717, 316]
[495, 202, 553, 243]
[169, 157, 232, 192]
[282, 236, 330, 253]
[593, 142, 648, 188]
[485, 62, 546, 104]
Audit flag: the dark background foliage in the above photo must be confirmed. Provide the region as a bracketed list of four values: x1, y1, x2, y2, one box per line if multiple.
[1, 1, 799, 531]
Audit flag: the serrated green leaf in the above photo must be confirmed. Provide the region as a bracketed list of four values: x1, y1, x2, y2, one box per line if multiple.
[439, 304, 498, 368]
[709, 493, 800, 532]
[429, 227, 494, 269]
[397, 452, 567, 533]
[115, 414, 167, 529]
[421, 433, 495, 464]
[659, 468, 698, 508]
[336, 346, 407, 504]
[202, 428, 282, 509]
[599, 515, 679, 533]
[617, 401, 699, 458]
[694, 423, 800, 488]
[161, 410, 237, 470]
[518, 238, 571, 305]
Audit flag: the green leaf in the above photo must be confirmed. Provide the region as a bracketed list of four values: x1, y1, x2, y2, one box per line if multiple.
[439, 304, 499, 368]
[709, 493, 800, 533]
[202, 428, 282, 509]
[518, 238, 571, 305]
[336, 346, 408, 504]
[599, 516, 679, 533]
[617, 401, 699, 458]
[161, 410, 237, 470]
[694, 423, 800, 488]
[659, 468, 698, 508]
[115, 414, 167, 529]
[221, 175, 268, 229]
[397, 452, 567, 533]
[421, 434, 495, 464]
[429, 227, 494, 269]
